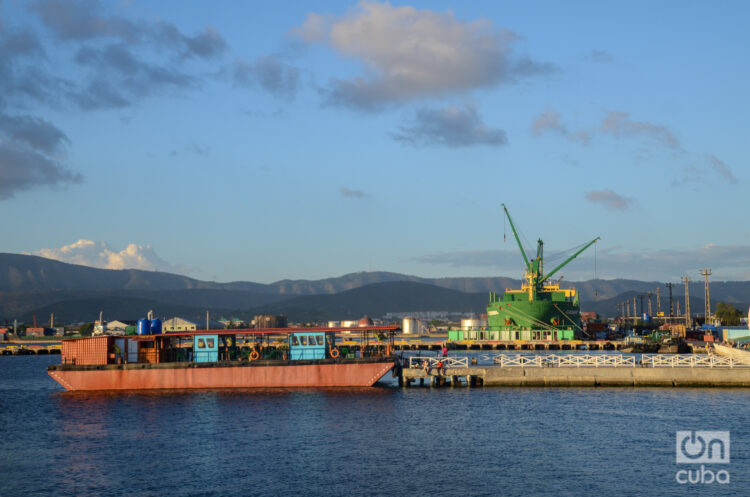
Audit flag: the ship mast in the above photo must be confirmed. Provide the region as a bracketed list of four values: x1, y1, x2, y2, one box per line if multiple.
[502, 204, 600, 301]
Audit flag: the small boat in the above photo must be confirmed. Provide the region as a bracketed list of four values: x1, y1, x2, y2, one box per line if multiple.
[712, 343, 750, 364]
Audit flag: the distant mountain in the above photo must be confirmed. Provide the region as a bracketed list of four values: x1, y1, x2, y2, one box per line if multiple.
[0, 253, 268, 292]
[2, 253, 749, 322]
[244, 281, 488, 322]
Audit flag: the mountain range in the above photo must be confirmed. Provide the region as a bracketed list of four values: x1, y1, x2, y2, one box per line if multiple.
[2, 253, 748, 323]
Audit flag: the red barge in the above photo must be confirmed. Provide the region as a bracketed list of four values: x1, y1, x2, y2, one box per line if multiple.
[48, 326, 398, 391]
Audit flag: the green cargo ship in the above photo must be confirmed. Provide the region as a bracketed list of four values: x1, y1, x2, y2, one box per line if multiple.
[451, 205, 599, 342]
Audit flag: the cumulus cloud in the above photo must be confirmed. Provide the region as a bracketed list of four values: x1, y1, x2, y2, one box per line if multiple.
[0, 111, 81, 200]
[584, 189, 633, 211]
[30, 0, 227, 59]
[0, 114, 69, 154]
[12, 0, 228, 111]
[32, 239, 181, 273]
[531, 110, 590, 144]
[0, 0, 231, 198]
[293, 2, 554, 110]
[394, 105, 507, 147]
[601, 110, 681, 149]
[233, 55, 300, 99]
[340, 187, 369, 198]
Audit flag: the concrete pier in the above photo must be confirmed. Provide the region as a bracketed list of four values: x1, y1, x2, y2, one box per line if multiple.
[400, 354, 750, 387]
[401, 366, 750, 387]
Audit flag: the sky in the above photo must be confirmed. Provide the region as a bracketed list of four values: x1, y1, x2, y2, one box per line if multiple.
[2, 0, 748, 284]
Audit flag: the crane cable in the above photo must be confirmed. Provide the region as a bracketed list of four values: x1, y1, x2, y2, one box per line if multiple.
[501, 305, 556, 331]
[553, 303, 587, 336]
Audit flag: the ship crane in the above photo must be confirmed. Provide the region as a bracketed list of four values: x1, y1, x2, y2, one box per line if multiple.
[502, 204, 600, 302]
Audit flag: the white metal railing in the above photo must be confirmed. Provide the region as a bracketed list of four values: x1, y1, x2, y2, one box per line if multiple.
[408, 356, 468, 369]
[493, 354, 635, 368]
[407, 354, 750, 369]
[641, 354, 750, 368]
[494, 355, 546, 367]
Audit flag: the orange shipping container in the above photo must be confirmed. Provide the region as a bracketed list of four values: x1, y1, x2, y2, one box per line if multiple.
[61, 337, 113, 365]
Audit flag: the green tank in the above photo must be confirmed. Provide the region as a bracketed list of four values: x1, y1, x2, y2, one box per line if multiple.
[485, 205, 600, 341]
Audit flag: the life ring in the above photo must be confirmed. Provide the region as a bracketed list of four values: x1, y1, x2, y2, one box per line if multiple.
[330, 348, 340, 359]
[250, 350, 260, 361]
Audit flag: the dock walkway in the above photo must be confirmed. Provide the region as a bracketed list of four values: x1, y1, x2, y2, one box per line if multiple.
[400, 354, 750, 388]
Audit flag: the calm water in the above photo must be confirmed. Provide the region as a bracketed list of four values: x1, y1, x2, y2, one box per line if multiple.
[1, 356, 749, 496]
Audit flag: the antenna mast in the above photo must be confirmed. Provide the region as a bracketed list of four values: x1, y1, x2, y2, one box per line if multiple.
[700, 268, 712, 324]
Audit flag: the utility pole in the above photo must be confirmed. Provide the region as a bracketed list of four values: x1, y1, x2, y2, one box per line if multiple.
[206, 310, 210, 331]
[683, 276, 691, 328]
[639, 295, 645, 319]
[656, 288, 661, 315]
[700, 268, 712, 324]
[666, 283, 674, 317]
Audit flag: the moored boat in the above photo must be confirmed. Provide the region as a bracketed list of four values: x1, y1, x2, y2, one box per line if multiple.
[48, 326, 398, 391]
[713, 343, 750, 364]
[485, 205, 599, 340]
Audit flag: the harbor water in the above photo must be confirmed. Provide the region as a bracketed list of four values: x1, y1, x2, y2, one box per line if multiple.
[2, 355, 749, 496]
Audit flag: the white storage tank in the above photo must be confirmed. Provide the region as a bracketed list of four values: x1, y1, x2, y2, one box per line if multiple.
[461, 318, 481, 331]
[328, 321, 340, 328]
[402, 317, 420, 335]
[341, 320, 357, 328]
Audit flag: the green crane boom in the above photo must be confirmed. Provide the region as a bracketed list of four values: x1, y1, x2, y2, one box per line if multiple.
[539, 237, 601, 285]
[502, 203, 530, 271]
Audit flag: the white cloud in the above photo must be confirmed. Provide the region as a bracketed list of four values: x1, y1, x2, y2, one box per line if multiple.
[531, 110, 590, 144]
[393, 105, 507, 147]
[601, 110, 680, 149]
[584, 188, 633, 211]
[32, 239, 181, 273]
[293, 2, 554, 110]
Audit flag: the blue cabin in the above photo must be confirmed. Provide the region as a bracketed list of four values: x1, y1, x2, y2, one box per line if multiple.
[289, 332, 329, 360]
[194, 334, 218, 363]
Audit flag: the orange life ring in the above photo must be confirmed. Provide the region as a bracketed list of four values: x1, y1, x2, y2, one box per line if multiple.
[250, 350, 260, 361]
[330, 348, 340, 358]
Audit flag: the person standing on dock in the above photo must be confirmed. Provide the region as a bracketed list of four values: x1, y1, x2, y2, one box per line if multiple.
[442, 346, 448, 357]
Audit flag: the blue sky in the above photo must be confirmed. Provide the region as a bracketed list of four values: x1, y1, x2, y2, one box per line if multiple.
[2, 0, 748, 283]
